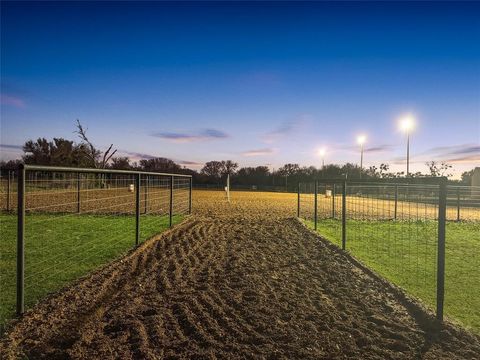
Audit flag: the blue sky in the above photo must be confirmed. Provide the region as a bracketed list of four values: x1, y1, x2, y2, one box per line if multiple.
[1, 1, 479, 177]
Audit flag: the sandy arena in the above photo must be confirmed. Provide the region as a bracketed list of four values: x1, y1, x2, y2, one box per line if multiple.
[1, 190, 479, 359]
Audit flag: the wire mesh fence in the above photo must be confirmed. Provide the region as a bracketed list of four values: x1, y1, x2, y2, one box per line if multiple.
[299, 179, 480, 332]
[0, 170, 17, 212]
[0, 165, 192, 331]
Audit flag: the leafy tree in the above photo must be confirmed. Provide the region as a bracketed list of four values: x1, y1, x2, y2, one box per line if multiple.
[22, 138, 88, 167]
[201, 161, 224, 182]
[460, 169, 475, 185]
[0, 159, 22, 170]
[235, 166, 270, 185]
[277, 163, 300, 176]
[220, 160, 238, 176]
[109, 157, 132, 170]
[139, 157, 182, 173]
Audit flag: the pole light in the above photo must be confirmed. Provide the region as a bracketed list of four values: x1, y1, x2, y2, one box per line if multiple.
[399, 115, 415, 177]
[357, 135, 366, 179]
[318, 148, 326, 170]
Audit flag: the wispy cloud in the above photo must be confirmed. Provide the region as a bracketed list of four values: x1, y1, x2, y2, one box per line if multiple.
[392, 144, 480, 165]
[151, 128, 229, 143]
[364, 145, 394, 153]
[241, 148, 275, 157]
[0, 94, 25, 108]
[121, 150, 156, 161]
[119, 149, 204, 168]
[178, 160, 204, 167]
[262, 116, 307, 143]
[421, 144, 479, 157]
[0, 144, 23, 150]
[445, 154, 480, 164]
[340, 144, 393, 153]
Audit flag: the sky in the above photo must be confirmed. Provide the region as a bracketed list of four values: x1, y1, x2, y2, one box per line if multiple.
[1, 1, 479, 178]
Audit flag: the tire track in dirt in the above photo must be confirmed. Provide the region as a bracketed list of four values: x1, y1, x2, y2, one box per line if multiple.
[1, 191, 480, 359]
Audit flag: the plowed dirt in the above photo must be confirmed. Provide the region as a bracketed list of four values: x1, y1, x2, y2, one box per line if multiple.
[1, 190, 479, 359]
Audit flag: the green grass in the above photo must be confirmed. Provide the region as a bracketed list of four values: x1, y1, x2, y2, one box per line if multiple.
[0, 212, 183, 329]
[305, 218, 480, 333]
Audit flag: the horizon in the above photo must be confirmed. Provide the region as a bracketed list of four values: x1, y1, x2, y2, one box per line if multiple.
[1, 1, 479, 179]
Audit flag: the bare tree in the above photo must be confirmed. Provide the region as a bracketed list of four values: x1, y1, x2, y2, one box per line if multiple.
[75, 119, 117, 168]
[426, 161, 452, 177]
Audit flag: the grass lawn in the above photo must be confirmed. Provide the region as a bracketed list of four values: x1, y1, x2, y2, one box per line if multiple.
[0, 212, 183, 330]
[305, 219, 480, 334]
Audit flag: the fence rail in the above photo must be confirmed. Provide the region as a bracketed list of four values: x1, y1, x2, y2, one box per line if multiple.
[0, 165, 192, 329]
[298, 178, 480, 330]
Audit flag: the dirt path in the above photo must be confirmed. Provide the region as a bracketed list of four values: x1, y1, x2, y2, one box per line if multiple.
[1, 191, 479, 359]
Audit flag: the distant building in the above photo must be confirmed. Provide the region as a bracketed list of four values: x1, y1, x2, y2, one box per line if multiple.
[472, 167, 480, 199]
[472, 167, 480, 187]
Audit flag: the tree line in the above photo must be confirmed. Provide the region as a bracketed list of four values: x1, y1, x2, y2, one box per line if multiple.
[0, 121, 475, 187]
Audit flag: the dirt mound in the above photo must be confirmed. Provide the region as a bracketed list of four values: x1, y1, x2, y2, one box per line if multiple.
[1, 191, 479, 359]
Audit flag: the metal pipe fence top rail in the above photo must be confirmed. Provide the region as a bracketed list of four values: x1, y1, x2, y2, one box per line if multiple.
[20, 164, 192, 178]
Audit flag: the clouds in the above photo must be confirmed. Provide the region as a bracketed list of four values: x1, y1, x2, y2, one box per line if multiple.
[262, 116, 307, 144]
[0, 144, 23, 150]
[122, 150, 157, 161]
[364, 145, 394, 153]
[0, 94, 25, 108]
[178, 160, 203, 167]
[423, 144, 480, 164]
[241, 148, 275, 157]
[0, 144, 23, 161]
[151, 128, 229, 143]
[340, 144, 393, 154]
[392, 144, 480, 165]
[119, 149, 203, 168]
[435, 145, 480, 164]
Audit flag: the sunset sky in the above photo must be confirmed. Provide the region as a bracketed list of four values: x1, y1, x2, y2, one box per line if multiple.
[1, 1, 479, 178]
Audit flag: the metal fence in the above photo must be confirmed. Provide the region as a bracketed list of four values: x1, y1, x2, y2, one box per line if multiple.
[298, 178, 480, 329]
[0, 165, 192, 329]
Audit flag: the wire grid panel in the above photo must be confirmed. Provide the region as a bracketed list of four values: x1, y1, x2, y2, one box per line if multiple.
[315, 182, 343, 247]
[139, 174, 172, 243]
[173, 177, 191, 215]
[444, 185, 480, 330]
[21, 171, 137, 311]
[0, 170, 16, 212]
[298, 182, 315, 222]
[344, 182, 440, 309]
[446, 185, 480, 222]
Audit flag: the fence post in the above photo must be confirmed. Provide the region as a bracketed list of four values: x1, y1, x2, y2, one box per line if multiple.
[189, 177, 192, 214]
[394, 185, 398, 220]
[297, 183, 300, 218]
[135, 174, 140, 246]
[314, 181, 318, 231]
[17, 165, 25, 315]
[456, 187, 460, 222]
[144, 175, 148, 214]
[332, 183, 335, 219]
[169, 175, 174, 227]
[77, 173, 81, 213]
[342, 180, 347, 250]
[436, 178, 447, 322]
[7, 170, 11, 211]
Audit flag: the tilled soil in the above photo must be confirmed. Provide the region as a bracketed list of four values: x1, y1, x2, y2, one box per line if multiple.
[1, 191, 480, 359]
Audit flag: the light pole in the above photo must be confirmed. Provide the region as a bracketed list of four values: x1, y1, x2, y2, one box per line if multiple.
[318, 148, 326, 169]
[400, 115, 415, 177]
[357, 135, 366, 179]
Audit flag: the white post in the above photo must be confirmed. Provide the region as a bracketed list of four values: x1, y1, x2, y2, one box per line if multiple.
[227, 174, 231, 202]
